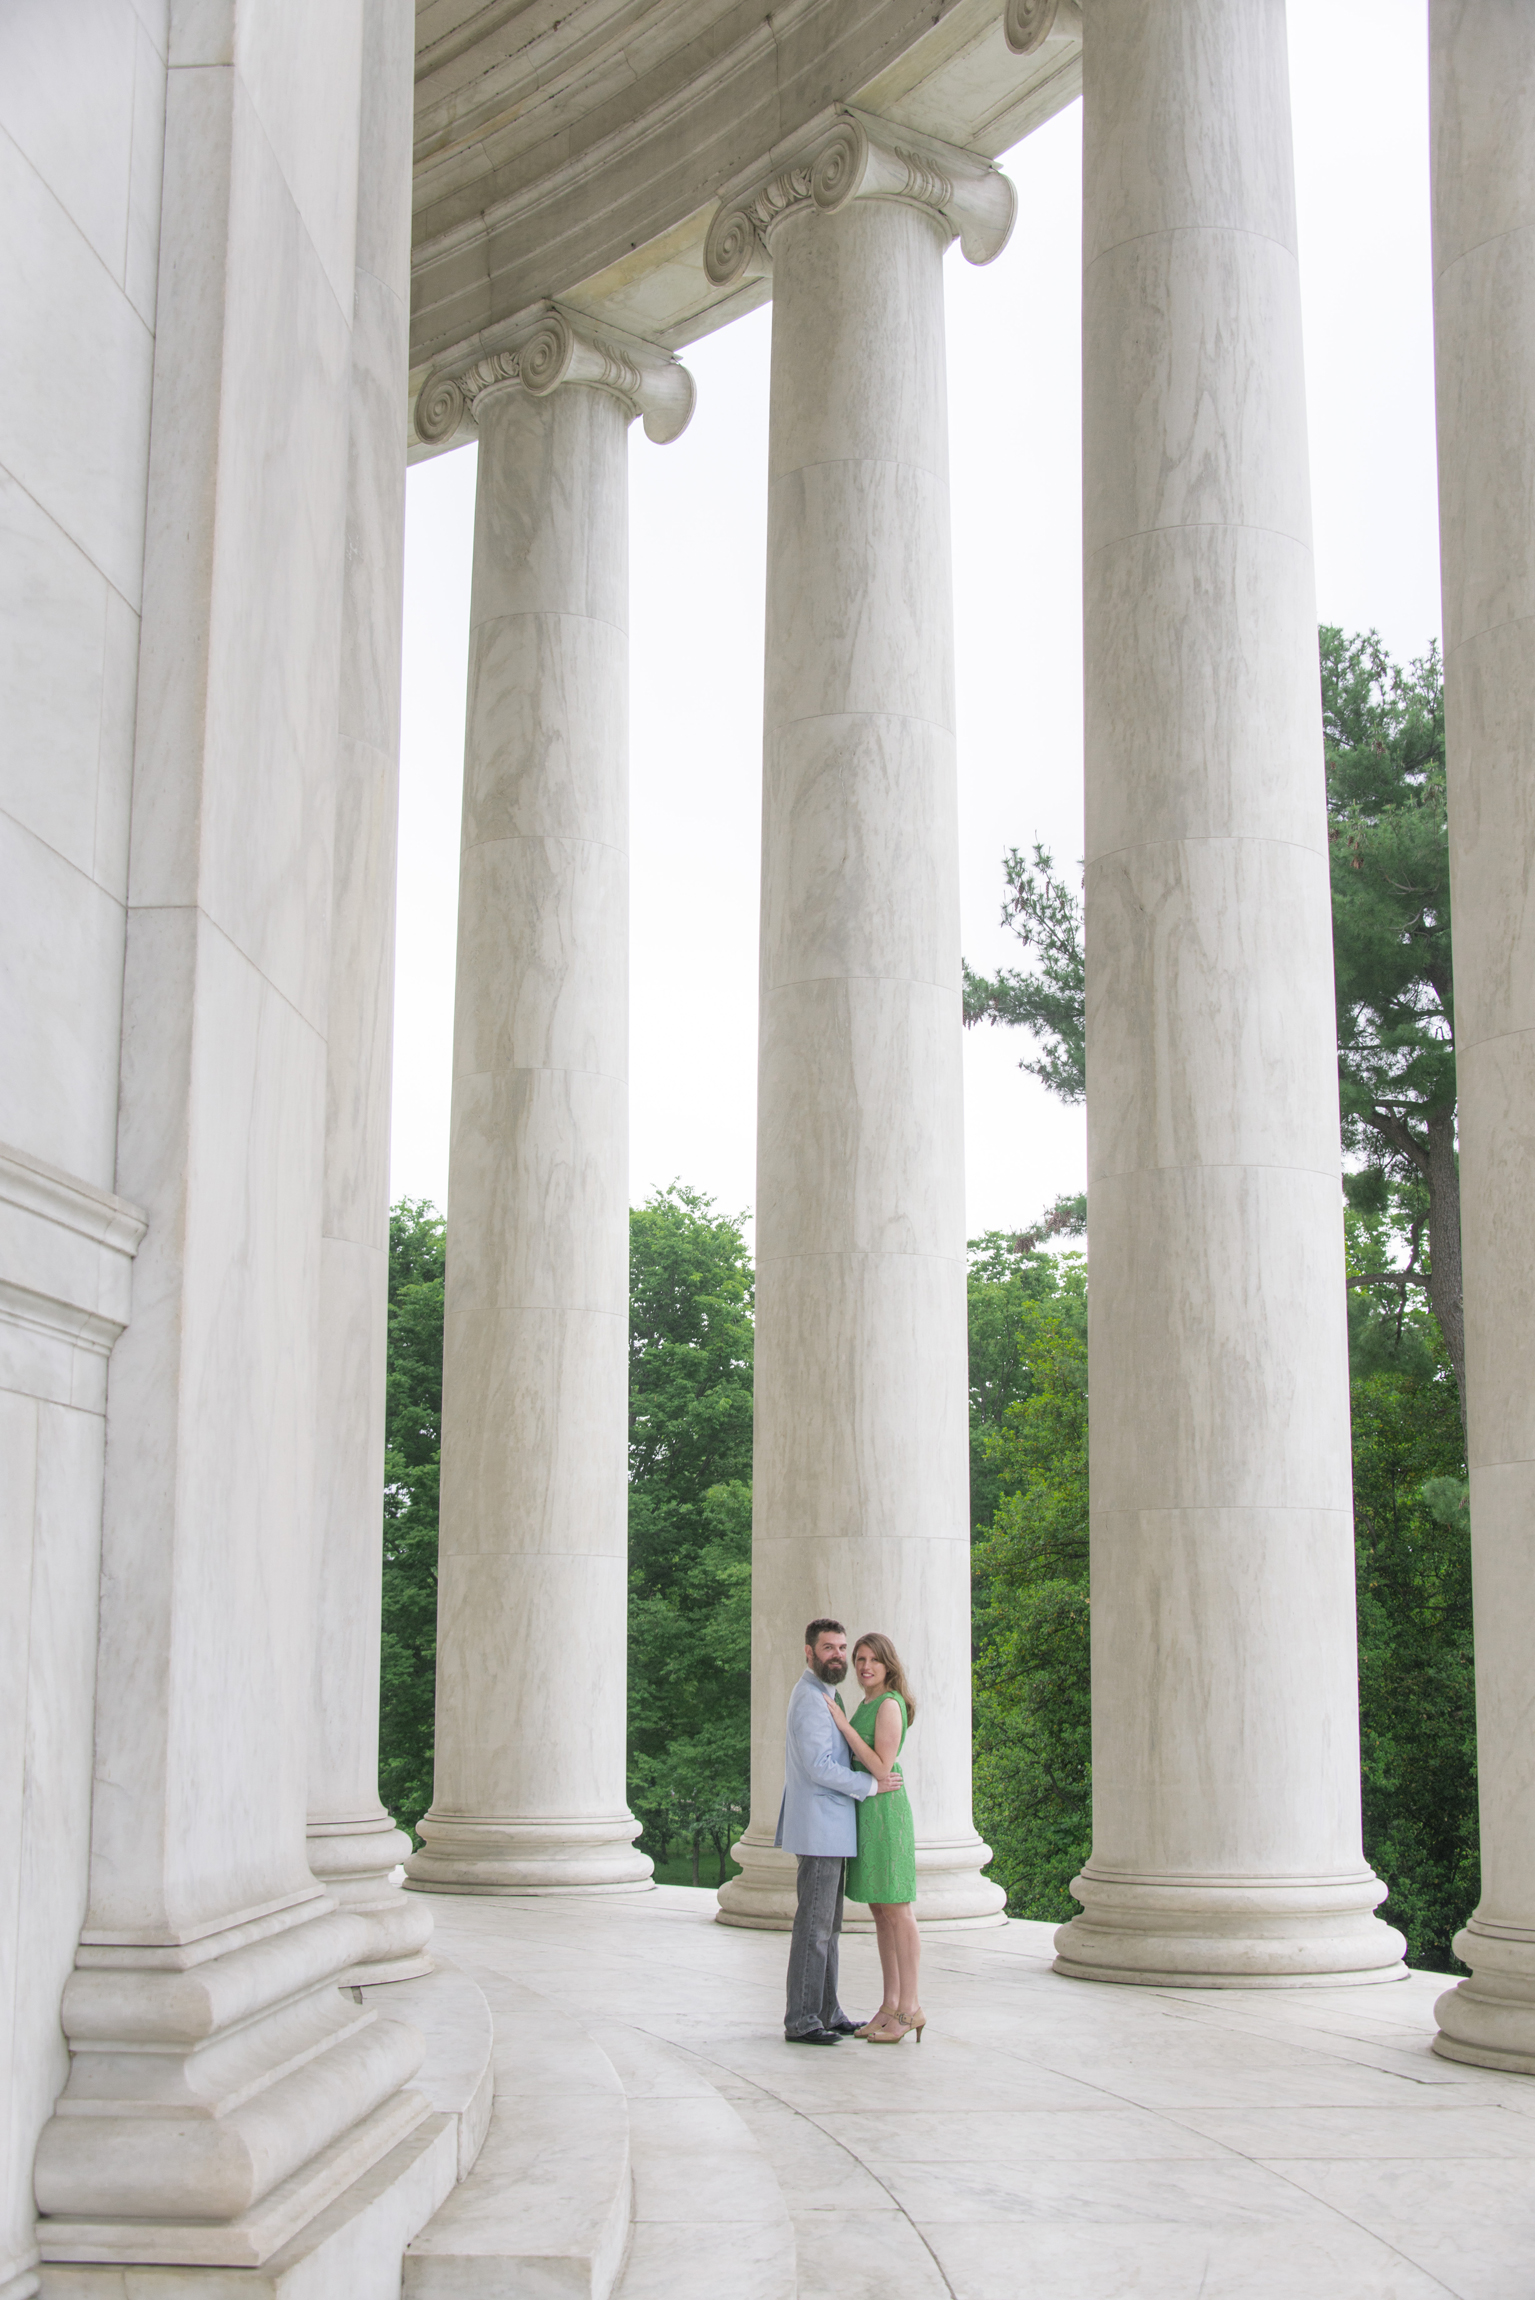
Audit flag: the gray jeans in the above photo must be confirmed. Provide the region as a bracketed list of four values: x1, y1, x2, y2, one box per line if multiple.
[785, 1854, 847, 2037]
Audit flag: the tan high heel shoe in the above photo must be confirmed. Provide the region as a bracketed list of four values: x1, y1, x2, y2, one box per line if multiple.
[899, 2008, 925, 2043]
[854, 2008, 897, 2039]
[864, 2010, 913, 2044]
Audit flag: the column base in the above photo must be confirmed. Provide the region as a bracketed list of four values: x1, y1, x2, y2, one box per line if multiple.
[38, 2091, 428, 2270]
[39, 1961, 495, 2294]
[404, 1813, 653, 1895]
[715, 1827, 1007, 1930]
[34, 1895, 427, 2266]
[1053, 1867, 1407, 1987]
[309, 1816, 436, 1982]
[1433, 1918, 1535, 2071]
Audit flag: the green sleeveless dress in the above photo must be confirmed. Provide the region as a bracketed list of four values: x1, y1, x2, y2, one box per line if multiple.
[843, 1691, 916, 1905]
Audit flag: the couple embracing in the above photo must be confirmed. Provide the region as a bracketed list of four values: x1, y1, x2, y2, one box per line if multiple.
[776, 1618, 924, 2047]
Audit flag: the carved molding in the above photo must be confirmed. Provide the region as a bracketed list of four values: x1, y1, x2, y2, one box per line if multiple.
[414, 307, 696, 448]
[0, 1141, 145, 1361]
[1005, 0, 1056, 54]
[703, 106, 1016, 291]
[1003, 0, 1083, 55]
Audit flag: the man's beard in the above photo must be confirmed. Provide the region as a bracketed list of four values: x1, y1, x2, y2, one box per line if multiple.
[813, 1655, 847, 1684]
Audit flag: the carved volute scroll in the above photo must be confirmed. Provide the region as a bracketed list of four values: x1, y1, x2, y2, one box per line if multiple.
[703, 107, 1016, 291]
[415, 307, 696, 448]
[1003, 0, 1083, 54]
[703, 162, 815, 290]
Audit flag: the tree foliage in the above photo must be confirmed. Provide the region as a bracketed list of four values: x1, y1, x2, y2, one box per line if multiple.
[379, 1200, 446, 1837]
[626, 1186, 755, 1879]
[1346, 1188, 1476, 1970]
[960, 632, 1462, 1424]
[1323, 626, 1462, 1425]
[961, 627, 1473, 1962]
[967, 1218, 1476, 1966]
[967, 1202, 1085, 1538]
[962, 844, 1086, 1103]
[376, 1183, 757, 1879]
[970, 1245, 1092, 1918]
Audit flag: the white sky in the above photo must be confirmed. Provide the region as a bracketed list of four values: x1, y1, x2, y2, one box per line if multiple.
[391, 0, 1441, 1242]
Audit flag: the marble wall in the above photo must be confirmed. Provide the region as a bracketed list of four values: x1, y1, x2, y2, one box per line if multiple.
[1430, 0, 1535, 2072]
[0, 9, 167, 2294]
[24, 0, 426, 2274]
[0, 0, 164, 1192]
[305, 0, 435, 1986]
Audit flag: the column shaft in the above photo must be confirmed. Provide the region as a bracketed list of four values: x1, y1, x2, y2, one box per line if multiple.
[305, 0, 434, 1985]
[1054, 0, 1403, 1985]
[34, 0, 425, 2264]
[406, 379, 650, 1894]
[718, 194, 1004, 1930]
[1430, 0, 1535, 2071]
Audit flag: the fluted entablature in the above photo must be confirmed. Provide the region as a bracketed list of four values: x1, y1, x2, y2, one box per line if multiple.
[703, 107, 1016, 292]
[414, 305, 696, 448]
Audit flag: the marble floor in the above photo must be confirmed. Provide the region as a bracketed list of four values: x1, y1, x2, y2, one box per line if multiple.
[423, 1887, 1535, 2300]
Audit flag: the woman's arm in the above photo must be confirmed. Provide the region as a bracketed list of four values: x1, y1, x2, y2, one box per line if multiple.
[825, 1699, 876, 1770]
[824, 1694, 902, 1779]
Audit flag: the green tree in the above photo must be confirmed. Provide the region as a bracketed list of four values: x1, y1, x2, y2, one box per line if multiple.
[1346, 1187, 1476, 1971]
[968, 1213, 1477, 1955]
[376, 1185, 755, 1874]
[1324, 626, 1462, 1427]
[971, 1250, 1092, 1917]
[379, 1200, 446, 1837]
[962, 629, 1475, 1959]
[963, 844, 1085, 1102]
[626, 1186, 755, 1880]
[962, 631, 1462, 1425]
[967, 1200, 1085, 1537]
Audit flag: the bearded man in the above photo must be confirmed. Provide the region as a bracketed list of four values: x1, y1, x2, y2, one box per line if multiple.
[775, 1617, 902, 2044]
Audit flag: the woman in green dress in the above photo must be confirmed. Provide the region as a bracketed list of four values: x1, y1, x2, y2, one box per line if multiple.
[824, 1633, 923, 2044]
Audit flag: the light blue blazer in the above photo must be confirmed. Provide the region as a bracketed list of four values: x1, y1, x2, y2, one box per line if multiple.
[774, 1667, 877, 1857]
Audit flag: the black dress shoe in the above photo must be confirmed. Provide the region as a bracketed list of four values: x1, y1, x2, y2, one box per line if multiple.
[785, 2026, 841, 2045]
[827, 2018, 863, 2036]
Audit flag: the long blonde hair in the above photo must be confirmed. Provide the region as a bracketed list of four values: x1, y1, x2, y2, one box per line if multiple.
[853, 1632, 917, 1723]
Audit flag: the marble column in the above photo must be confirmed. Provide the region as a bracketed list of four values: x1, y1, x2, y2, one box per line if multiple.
[1053, 0, 1404, 1986]
[33, 2, 428, 2269]
[706, 115, 1013, 1929]
[405, 314, 693, 1894]
[304, 0, 435, 1986]
[1430, 1, 1535, 2072]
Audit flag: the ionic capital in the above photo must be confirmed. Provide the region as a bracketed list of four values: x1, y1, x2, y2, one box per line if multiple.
[415, 306, 696, 448]
[703, 108, 1016, 291]
[1003, 0, 1082, 55]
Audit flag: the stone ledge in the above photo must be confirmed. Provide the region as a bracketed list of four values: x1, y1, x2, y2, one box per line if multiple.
[596, 2026, 795, 2300]
[0, 1142, 147, 1410]
[360, 1963, 495, 2182]
[402, 1979, 630, 2300]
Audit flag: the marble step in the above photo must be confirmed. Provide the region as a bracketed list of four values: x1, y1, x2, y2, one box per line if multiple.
[359, 1961, 496, 2184]
[401, 1974, 630, 2300]
[595, 2026, 796, 2300]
